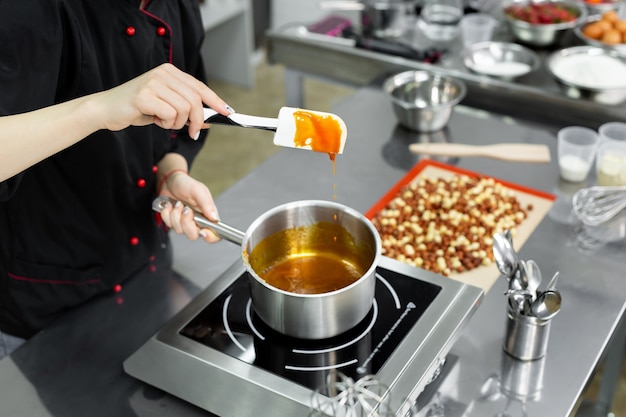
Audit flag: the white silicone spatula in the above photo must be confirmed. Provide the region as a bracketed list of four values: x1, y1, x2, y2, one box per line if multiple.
[203, 107, 347, 154]
[409, 143, 551, 163]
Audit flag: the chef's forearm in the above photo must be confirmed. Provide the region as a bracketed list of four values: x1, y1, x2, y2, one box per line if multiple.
[0, 95, 105, 182]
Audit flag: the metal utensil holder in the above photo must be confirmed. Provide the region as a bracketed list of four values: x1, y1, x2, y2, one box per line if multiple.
[503, 307, 552, 361]
[500, 348, 546, 401]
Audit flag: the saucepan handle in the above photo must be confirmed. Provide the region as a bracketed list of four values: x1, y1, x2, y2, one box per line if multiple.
[152, 196, 245, 245]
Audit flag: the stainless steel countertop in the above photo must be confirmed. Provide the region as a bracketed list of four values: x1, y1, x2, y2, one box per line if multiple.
[267, 18, 626, 128]
[0, 87, 624, 416]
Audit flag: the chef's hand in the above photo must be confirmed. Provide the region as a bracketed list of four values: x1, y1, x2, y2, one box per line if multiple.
[157, 171, 222, 244]
[97, 63, 232, 140]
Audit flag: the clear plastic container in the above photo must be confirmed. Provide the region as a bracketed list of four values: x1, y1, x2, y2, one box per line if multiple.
[596, 140, 626, 186]
[419, 0, 463, 41]
[557, 126, 598, 183]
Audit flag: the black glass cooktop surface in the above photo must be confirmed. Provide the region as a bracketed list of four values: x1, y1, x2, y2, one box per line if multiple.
[180, 266, 441, 391]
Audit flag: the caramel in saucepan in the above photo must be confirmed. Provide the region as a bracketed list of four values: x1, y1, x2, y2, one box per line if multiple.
[247, 222, 370, 294]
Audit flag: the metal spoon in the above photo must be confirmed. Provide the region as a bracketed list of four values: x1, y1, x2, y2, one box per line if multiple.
[546, 271, 560, 291]
[525, 260, 542, 300]
[505, 289, 533, 315]
[508, 272, 524, 292]
[503, 230, 513, 245]
[530, 290, 562, 320]
[506, 294, 519, 312]
[517, 259, 530, 290]
[493, 232, 520, 280]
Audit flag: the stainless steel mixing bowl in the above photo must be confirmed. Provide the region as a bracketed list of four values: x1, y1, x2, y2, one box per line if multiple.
[462, 41, 541, 80]
[502, 0, 587, 46]
[383, 70, 466, 132]
[574, 15, 626, 54]
[581, 0, 622, 15]
[546, 45, 626, 105]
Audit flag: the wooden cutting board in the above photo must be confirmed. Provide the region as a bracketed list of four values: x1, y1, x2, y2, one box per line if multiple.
[366, 159, 556, 293]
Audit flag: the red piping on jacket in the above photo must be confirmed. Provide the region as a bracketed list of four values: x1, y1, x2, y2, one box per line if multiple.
[8, 272, 102, 285]
[140, 4, 174, 64]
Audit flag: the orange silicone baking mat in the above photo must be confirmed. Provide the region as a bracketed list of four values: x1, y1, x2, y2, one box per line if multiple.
[366, 159, 556, 293]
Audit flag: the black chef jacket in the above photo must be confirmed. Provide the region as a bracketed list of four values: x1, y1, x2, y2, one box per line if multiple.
[0, 0, 209, 339]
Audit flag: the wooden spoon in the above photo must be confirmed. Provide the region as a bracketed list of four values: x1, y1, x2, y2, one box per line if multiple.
[409, 143, 551, 163]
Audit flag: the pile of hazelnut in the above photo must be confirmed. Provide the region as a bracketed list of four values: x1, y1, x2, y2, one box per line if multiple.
[371, 175, 530, 276]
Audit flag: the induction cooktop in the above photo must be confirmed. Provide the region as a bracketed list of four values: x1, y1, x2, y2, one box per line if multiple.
[124, 256, 483, 416]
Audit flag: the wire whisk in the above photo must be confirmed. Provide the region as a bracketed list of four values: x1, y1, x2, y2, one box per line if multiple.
[572, 185, 626, 226]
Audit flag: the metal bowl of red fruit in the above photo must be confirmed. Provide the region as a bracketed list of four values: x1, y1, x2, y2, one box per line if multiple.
[503, 0, 588, 46]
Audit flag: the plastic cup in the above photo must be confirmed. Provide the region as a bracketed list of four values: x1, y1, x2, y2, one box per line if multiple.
[460, 13, 497, 47]
[557, 126, 599, 183]
[420, 0, 463, 41]
[595, 122, 626, 186]
[599, 122, 626, 144]
[596, 141, 626, 186]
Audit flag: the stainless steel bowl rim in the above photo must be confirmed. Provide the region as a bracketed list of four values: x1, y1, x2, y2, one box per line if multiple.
[241, 199, 382, 298]
[582, 0, 623, 12]
[546, 45, 626, 91]
[502, 0, 588, 30]
[462, 41, 541, 72]
[383, 70, 467, 110]
[362, 0, 407, 10]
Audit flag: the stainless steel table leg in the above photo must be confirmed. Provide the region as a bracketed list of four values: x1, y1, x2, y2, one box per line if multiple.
[595, 314, 626, 416]
[284, 68, 305, 108]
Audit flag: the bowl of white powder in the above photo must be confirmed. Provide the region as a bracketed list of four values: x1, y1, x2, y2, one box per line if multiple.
[547, 45, 626, 105]
[462, 41, 540, 80]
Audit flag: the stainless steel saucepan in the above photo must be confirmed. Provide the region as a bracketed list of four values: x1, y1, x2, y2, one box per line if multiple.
[153, 197, 381, 339]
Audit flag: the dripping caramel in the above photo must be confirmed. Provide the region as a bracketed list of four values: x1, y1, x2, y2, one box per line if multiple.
[292, 110, 342, 158]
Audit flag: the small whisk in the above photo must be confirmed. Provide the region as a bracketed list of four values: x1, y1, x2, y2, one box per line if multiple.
[572, 185, 626, 226]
